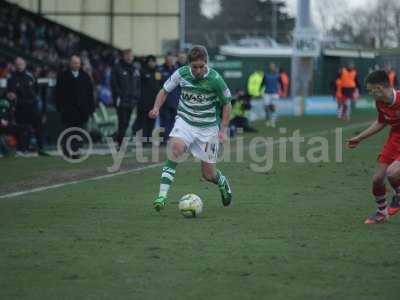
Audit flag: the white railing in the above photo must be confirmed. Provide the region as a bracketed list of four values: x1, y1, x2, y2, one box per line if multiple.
[0, 77, 56, 88]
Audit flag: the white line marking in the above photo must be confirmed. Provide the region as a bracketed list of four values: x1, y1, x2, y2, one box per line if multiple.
[0, 121, 370, 199]
[0, 163, 164, 199]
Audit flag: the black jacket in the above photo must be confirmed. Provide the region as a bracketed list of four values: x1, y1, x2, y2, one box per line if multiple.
[55, 69, 95, 125]
[111, 60, 141, 108]
[139, 66, 162, 111]
[6, 70, 38, 106]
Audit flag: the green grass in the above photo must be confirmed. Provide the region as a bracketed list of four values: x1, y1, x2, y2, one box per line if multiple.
[0, 112, 375, 191]
[1, 112, 400, 300]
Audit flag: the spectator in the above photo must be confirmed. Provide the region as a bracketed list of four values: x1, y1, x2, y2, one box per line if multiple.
[261, 62, 281, 127]
[0, 95, 30, 156]
[229, 89, 257, 136]
[337, 61, 360, 121]
[247, 70, 264, 99]
[6, 57, 48, 155]
[0, 61, 12, 78]
[384, 63, 398, 89]
[159, 52, 179, 144]
[333, 77, 348, 120]
[136, 55, 162, 146]
[279, 67, 290, 98]
[98, 84, 113, 106]
[111, 49, 141, 147]
[55, 55, 95, 158]
[176, 51, 188, 68]
[0, 3, 119, 87]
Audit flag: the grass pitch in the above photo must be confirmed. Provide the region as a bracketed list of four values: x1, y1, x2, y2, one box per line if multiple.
[1, 112, 399, 300]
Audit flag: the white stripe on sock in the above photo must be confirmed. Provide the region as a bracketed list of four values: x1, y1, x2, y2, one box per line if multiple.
[161, 172, 174, 182]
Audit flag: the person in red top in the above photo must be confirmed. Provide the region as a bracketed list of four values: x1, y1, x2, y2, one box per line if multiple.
[348, 70, 400, 224]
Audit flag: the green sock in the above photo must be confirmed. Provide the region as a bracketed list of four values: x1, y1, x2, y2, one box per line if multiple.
[159, 160, 178, 198]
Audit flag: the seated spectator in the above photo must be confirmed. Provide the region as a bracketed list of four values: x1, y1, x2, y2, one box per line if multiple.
[98, 84, 113, 106]
[0, 61, 12, 79]
[0, 95, 31, 156]
[229, 89, 257, 137]
[0, 2, 120, 89]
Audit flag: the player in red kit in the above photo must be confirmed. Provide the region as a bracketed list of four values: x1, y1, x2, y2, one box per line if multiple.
[347, 70, 400, 224]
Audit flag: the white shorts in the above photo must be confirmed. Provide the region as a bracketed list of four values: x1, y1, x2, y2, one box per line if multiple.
[169, 117, 219, 163]
[264, 93, 279, 106]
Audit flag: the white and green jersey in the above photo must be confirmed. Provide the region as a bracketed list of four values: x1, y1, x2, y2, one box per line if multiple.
[163, 66, 231, 127]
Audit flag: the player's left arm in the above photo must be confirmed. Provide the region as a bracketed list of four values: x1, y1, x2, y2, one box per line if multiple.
[219, 102, 232, 142]
[215, 74, 232, 142]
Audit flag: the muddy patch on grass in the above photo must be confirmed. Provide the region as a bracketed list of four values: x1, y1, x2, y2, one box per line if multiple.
[0, 157, 166, 196]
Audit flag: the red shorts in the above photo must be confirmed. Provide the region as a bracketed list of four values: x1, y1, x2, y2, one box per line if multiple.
[378, 131, 400, 164]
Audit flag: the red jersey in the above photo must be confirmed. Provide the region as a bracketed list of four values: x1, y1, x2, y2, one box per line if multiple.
[376, 90, 400, 164]
[376, 90, 400, 130]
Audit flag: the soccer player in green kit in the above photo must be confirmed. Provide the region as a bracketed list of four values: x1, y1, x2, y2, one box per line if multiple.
[149, 45, 232, 211]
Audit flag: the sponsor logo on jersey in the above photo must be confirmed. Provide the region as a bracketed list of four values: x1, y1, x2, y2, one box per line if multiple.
[181, 91, 210, 104]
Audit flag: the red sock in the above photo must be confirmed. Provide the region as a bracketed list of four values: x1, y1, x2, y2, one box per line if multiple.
[372, 185, 387, 212]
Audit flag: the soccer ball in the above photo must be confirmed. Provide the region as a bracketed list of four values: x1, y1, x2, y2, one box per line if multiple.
[179, 194, 203, 217]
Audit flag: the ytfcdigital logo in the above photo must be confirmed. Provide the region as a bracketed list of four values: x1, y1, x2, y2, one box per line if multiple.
[57, 127, 93, 163]
[57, 126, 344, 173]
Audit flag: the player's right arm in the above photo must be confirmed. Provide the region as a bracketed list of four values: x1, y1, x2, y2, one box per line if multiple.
[347, 120, 386, 149]
[149, 69, 181, 119]
[149, 89, 168, 118]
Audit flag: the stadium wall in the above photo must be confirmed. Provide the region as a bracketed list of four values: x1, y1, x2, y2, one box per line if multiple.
[209, 53, 379, 95]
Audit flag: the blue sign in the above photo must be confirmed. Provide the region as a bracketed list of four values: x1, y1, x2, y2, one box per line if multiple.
[304, 96, 337, 115]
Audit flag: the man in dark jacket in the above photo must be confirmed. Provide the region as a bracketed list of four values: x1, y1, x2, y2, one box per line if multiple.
[111, 49, 141, 147]
[176, 51, 187, 68]
[133, 55, 162, 146]
[6, 57, 47, 155]
[159, 52, 179, 144]
[55, 55, 95, 158]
